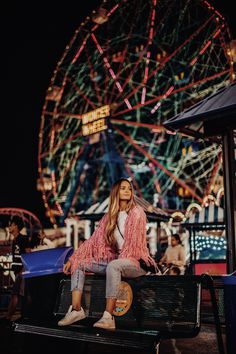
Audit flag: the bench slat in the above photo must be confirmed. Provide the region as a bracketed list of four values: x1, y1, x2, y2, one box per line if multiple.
[14, 320, 160, 350]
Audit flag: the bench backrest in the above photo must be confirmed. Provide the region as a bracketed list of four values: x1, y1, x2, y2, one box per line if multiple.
[54, 274, 202, 338]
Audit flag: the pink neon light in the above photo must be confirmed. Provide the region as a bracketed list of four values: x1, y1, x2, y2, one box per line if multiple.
[152, 9, 156, 21]
[151, 102, 161, 114]
[165, 85, 174, 96]
[144, 64, 149, 81]
[140, 4, 156, 105]
[149, 28, 154, 43]
[72, 39, 87, 64]
[116, 82, 122, 92]
[109, 68, 116, 80]
[108, 4, 119, 16]
[141, 87, 146, 104]
[199, 40, 211, 55]
[124, 99, 132, 109]
[92, 33, 103, 54]
[91, 24, 99, 32]
[77, 4, 135, 64]
[213, 29, 221, 38]
[92, 32, 132, 109]
[151, 86, 174, 114]
[190, 57, 198, 66]
[113, 15, 215, 112]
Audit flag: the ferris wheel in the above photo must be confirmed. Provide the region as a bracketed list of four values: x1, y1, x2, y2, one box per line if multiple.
[38, 0, 234, 226]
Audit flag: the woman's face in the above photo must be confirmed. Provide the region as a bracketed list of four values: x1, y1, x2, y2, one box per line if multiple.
[38, 230, 46, 239]
[119, 180, 132, 201]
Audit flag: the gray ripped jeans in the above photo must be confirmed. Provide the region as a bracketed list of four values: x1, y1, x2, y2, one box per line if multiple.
[71, 258, 146, 298]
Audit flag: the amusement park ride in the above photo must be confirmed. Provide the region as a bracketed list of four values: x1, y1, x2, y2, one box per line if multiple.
[36, 0, 234, 227]
[0, 208, 42, 236]
[1, 2, 235, 354]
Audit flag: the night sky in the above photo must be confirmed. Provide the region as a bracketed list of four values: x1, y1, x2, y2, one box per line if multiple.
[1, 1, 235, 228]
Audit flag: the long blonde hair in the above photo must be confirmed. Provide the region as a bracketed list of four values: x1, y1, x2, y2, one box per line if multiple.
[105, 178, 136, 247]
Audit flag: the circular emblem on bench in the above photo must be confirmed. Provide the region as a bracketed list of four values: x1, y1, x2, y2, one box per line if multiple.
[113, 281, 133, 317]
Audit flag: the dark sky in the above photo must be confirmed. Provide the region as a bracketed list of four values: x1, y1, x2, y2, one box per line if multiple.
[0, 1, 235, 228]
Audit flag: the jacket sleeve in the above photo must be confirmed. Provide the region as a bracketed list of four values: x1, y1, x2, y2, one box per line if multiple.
[69, 213, 108, 266]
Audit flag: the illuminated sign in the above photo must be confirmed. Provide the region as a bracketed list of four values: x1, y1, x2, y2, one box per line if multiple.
[81, 105, 109, 136]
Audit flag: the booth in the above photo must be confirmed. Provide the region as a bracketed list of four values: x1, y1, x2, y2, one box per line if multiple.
[183, 202, 226, 275]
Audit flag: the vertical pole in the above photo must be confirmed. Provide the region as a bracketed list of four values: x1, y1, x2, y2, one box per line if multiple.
[65, 219, 72, 246]
[73, 220, 78, 250]
[84, 220, 91, 239]
[222, 129, 236, 273]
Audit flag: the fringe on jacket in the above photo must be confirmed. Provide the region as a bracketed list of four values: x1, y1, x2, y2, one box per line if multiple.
[69, 205, 156, 273]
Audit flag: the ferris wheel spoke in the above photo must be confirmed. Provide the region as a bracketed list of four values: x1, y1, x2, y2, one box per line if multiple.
[55, 148, 85, 197]
[107, 4, 142, 105]
[112, 85, 175, 117]
[110, 1, 157, 105]
[71, 34, 91, 66]
[126, 166, 143, 198]
[115, 142, 144, 198]
[101, 38, 115, 106]
[65, 74, 97, 110]
[42, 149, 81, 205]
[190, 24, 224, 66]
[140, 3, 157, 105]
[112, 14, 215, 114]
[202, 152, 222, 201]
[114, 126, 203, 203]
[41, 126, 82, 156]
[107, 40, 133, 105]
[84, 45, 103, 105]
[91, 33, 132, 109]
[60, 144, 93, 220]
[111, 118, 162, 131]
[112, 69, 230, 118]
[110, 43, 149, 106]
[149, 162, 162, 194]
[43, 110, 82, 120]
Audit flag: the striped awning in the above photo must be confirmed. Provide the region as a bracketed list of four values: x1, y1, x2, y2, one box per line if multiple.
[184, 202, 224, 225]
[77, 196, 169, 221]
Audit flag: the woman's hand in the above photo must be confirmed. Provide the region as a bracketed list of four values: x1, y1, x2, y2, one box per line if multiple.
[63, 260, 71, 275]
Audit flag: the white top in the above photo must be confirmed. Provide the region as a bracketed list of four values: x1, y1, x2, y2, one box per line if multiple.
[31, 237, 55, 252]
[114, 211, 128, 253]
[162, 244, 186, 274]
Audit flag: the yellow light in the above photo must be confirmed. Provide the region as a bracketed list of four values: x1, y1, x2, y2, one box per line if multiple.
[81, 105, 110, 124]
[81, 105, 109, 137]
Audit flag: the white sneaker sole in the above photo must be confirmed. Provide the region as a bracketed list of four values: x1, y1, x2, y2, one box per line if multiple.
[58, 314, 86, 326]
[93, 323, 116, 329]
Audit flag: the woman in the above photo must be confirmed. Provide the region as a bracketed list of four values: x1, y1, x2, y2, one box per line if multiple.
[30, 229, 55, 251]
[58, 178, 156, 329]
[159, 233, 186, 274]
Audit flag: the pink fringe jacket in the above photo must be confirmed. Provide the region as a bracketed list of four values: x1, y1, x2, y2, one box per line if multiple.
[69, 205, 156, 273]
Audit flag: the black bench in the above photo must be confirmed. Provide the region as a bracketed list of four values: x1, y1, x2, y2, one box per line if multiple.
[13, 273, 224, 354]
